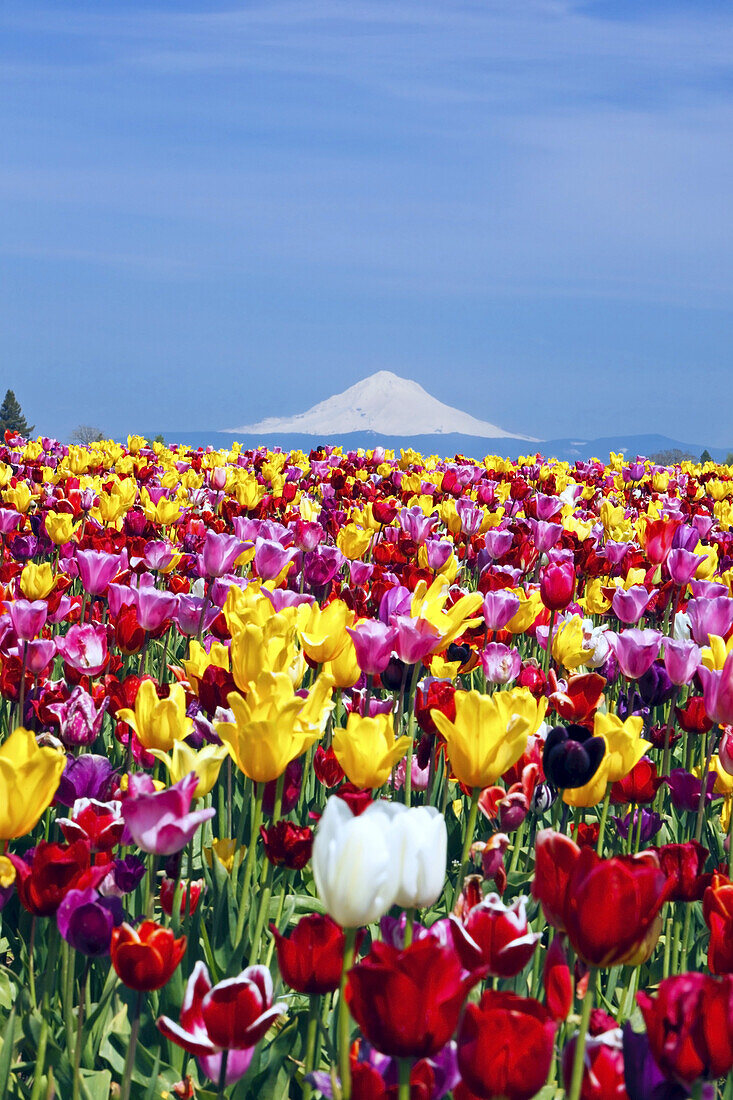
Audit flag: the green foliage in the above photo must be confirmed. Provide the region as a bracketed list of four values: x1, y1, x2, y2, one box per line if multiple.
[0, 390, 33, 438]
[700, 448, 713, 463]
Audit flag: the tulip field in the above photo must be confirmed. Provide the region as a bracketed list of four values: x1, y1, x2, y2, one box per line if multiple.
[3, 432, 733, 1099]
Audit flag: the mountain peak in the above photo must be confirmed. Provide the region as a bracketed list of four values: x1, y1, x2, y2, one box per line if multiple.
[226, 371, 540, 441]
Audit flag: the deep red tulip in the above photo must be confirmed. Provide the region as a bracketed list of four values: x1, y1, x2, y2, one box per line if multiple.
[414, 680, 456, 737]
[610, 758, 662, 805]
[544, 936, 573, 1021]
[533, 832, 670, 967]
[346, 936, 483, 1058]
[313, 744, 345, 788]
[637, 973, 733, 1087]
[272, 913, 358, 995]
[675, 695, 713, 735]
[111, 920, 186, 991]
[655, 841, 711, 902]
[159, 878, 204, 918]
[260, 821, 313, 870]
[540, 561, 575, 612]
[449, 895, 539, 978]
[561, 1020, 629, 1100]
[456, 990, 556, 1100]
[549, 672, 606, 725]
[10, 840, 106, 917]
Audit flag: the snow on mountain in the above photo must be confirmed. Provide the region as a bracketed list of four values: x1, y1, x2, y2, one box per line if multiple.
[226, 371, 540, 440]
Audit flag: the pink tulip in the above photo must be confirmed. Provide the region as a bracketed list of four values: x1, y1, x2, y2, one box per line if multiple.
[56, 624, 108, 675]
[7, 599, 48, 642]
[392, 615, 441, 665]
[667, 548, 705, 588]
[699, 651, 733, 728]
[25, 639, 56, 676]
[253, 539, 298, 581]
[134, 587, 177, 632]
[425, 540, 453, 572]
[663, 639, 702, 687]
[122, 772, 215, 856]
[398, 507, 439, 546]
[200, 531, 251, 579]
[481, 643, 521, 685]
[49, 685, 108, 746]
[482, 591, 520, 631]
[686, 597, 733, 646]
[346, 620, 398, 676]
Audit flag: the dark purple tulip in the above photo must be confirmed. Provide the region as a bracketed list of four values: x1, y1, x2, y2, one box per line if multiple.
[543, 724, 606, 790]
[666, 769, 716, 814]
[54, 754, 117, 808]
[622, 1024, 689, 1100]
[638, 664, 676, 709]
[613, 810, 664, 843]
[672, 524, 701, 553]
[9, 535, 38, 562]
[56, 888, 124, 956]
[107, 855, 146, 896]
[304, 546, 343, 588]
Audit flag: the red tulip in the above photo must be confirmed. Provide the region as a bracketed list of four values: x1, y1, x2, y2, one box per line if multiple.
[456, 990, 556, 1100]
[10, 840, 106, 917]
[449, 894, 539, 978]
[111, 920, 186, 991]
[610, 758, 662, 805]
[260, 821, 313, 870]
[655, 841, 711, 902]
[272, 913, 357, 996]
[544, 936, 573, 1021]
[159, 878, 204, 918]
[561, 1017, 629, 1100]
[346, 936, 484, 1058]
[531, 829, 581, 932]
[540, 561, 575, 612]
[637, 973, 733, 1087]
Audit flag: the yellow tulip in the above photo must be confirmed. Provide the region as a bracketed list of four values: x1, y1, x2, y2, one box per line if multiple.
[323, 636, 361, 688]
[149, 741, 228, 799]
[204, 838, 240, 874]
[593, 713, 650, 782]
[709, 756, 733, 797]
[431, 688, 531, 789]
[0, 856, 16, 888]
[0, 726, 65, 840]
[332, 712, 411, 789]
[298, 599, 354, 664]
[563, 756, 611, 808]
[505, 589, 543, 634]
[230, 619, 301, 691]
[45, 512, 79, 546]
[215, 672, 326, 784]
[551, 616, 594, 670]
[701, 635, 733, 672]
[117, 680, 193, 752]
[581, 579, 611, 615]
[20, 562, 55, 601]
[336, 523, 372, 560]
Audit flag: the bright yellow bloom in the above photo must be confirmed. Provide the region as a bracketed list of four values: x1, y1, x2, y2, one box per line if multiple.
[709, 756, 733, 797]
[336, 524, 372, 560]
[581, 578, 611, 615]
[594, 713, 650, 782]
[149, 741, 228, 799]
[505, 589, 543, 634]
[298, 599, 354, 664]
[216, 672, 330, 784]
[230, 618, 302, 691]
[204, 838, 240, 875]
[45, 512, 79, 546]
[410, 576, 483, 648]
[701, 635, 733, 672]
[0, 727, 65, 840]
[20, 562, 55, 601]
[181, 640, 231, 694]
[117, 680, 193, 752]
[323, 636, 361, 688]
[431, 688, 532, 789]
[0, 856, 15, 888]
[332, 712, 411, 789]
[552, 616, 594, 670]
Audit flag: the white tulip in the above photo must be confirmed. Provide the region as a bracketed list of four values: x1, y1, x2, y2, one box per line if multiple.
[387, 804, 447, 909]
[312, 796, 400, 927]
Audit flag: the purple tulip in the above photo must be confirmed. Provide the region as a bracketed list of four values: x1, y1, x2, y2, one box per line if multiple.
[346, 620, 398, 676]
[349, 560, 374, 586]
[303, 545, 344, 588]
[698, 650, 733, 727]
[666, 769, 716, 813]
[55, 754, 117, 807]
[425, 540, 453, 572]
[75, 549, 121, 595]
[141, 540, 179, 572]
[530, 519, 563, 554]
[613, 810, 663, 843]
[398, 506, 440, 546]
[57, 887, 124, 956]
[481, 642, 522, 685]
[667, 548, 704, 588]
[608, 628, 662, 679]
[0, 508, 22, 535]
[253, 538, 299, 581]
[134, 586, 177, 632]
[622, 1024, 689, 1100]
[482, 590, 520, 631]
[102, 855, 147, 896]
[663, 639, 702, 687]
[686, 596, 733, 646]
[121, 772, 215, 856]
[25, 639, 56, 675]
[174, 595, 220, 637]
[378, 585, 412, 624]
[48, 685, 108, 747]
[612, 585, 653, 625]
[483, 528, 514, 560]
[200, 530, 251, 579]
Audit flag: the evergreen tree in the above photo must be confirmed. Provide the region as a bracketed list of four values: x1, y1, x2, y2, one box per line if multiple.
[700, 449, 713, 463]
[0, 390, 33, 437]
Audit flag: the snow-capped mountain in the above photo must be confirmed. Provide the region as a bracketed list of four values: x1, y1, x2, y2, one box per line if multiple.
[226, 371, 540, 441]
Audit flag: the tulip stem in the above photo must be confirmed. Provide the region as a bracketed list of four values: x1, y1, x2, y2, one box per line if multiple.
[404, 908, 415, 947]
[234, 782, 263, 954]
[398, 1059, 411, 1100]
[120, 990, 142, 1100]
[303, 996, 321, 1100]
[453, 787, 480, 908]
[72, 961, 89, 1100]
[568, 972, 595, 1100]
[694, 729, 717, 844]
[728, 800, 733, 879]
[542, 610, 556, 674]
[595, 789, 611, 856]
[337, 927, 357, 1100]
[217, 1049, 229, 1099]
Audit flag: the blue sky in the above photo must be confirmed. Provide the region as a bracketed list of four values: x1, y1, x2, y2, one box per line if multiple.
[2, 0, 733, 446]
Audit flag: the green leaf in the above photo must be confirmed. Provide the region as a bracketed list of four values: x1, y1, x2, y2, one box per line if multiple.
[0, 970, 16, 1012]
[79, 1068, 113, 1100]
[0, 1006, 17, 1099]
